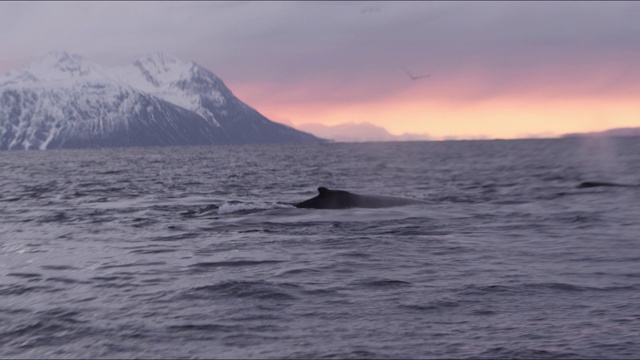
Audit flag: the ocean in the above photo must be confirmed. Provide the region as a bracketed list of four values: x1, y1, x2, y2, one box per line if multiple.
[1, 138, 639, 359]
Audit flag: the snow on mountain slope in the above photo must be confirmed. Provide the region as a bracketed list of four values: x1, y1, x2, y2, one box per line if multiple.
[1, 52, 106, 86]
[0, 77, 225, 150]
[0, 51, 321, 150]
[107, 52, 223, 127]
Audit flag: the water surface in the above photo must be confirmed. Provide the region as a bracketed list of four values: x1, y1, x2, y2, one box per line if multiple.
[1, 138, 639, 358]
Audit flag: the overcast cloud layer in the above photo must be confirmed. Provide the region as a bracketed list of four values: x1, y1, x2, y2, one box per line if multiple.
[1, 1, 639, 137]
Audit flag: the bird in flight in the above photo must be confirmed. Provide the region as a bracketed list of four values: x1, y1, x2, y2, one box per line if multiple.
[401, 66, 430, 81]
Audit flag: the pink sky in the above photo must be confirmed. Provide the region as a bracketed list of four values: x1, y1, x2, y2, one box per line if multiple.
[229, 46, 640, 139]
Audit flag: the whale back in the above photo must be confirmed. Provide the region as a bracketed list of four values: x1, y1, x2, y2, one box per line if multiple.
[295, 187, 421, 209]
[295, 187, 355, 209]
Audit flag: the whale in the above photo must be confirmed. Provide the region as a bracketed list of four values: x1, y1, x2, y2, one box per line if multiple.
[294, 187, 423, 209]
[576, 181, 637, 189]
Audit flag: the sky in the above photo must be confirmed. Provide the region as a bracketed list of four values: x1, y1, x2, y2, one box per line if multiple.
[1, 1, 639, 140]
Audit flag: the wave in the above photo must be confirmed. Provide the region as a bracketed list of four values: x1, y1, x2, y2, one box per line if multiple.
[178, 280, 301, 301]
[478, 346, 587, 359]
[217, 201, 295, 215]
[0, 284, 58, 296]
[188, 259, 286, 272]
[459, 282, 639, 296]
[350, 277, 413, 288]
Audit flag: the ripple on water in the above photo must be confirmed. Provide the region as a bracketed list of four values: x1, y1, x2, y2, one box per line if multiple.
[1, 308, 95, 353]
[458, 282, 640, 296]
[187, 259, 286, 273]
[40, 265, 81, 271]
[0, 284, 61, 296]
[1, 140, 640, 359]
[6, 273, 43, 280]
[350, 278, 414, 289]
[178, 280, 301, 301]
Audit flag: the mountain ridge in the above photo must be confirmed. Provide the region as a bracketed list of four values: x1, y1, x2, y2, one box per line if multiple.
[0, 51, 322, 150]
[562, 127, 640, 138]
[297, 122, 432, 142]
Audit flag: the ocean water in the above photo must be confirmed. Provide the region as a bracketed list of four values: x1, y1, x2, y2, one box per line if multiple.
[1, 138, 639, 359]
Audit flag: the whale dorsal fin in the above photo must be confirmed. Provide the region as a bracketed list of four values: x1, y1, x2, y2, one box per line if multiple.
[318, 187, 330, 196]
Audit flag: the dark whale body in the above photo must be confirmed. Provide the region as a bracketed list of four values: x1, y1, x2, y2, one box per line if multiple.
[295, 187, 423, 209]
[577, 181, 637, 189]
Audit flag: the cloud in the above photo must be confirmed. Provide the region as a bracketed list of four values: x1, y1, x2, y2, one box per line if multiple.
[3, 2, 639, 97]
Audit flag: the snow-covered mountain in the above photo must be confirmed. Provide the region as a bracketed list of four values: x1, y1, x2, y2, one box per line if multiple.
[0, 51, 322, 150]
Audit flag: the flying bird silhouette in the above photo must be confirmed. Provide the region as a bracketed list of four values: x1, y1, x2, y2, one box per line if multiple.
[401, 66, 430, 81]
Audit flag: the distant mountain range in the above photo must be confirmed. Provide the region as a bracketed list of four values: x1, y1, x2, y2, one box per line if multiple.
[0, 51, 322, 150]
[562, 127, 640, 138]
[297, 122, 431, 142]
[298, 123, 640, 142]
